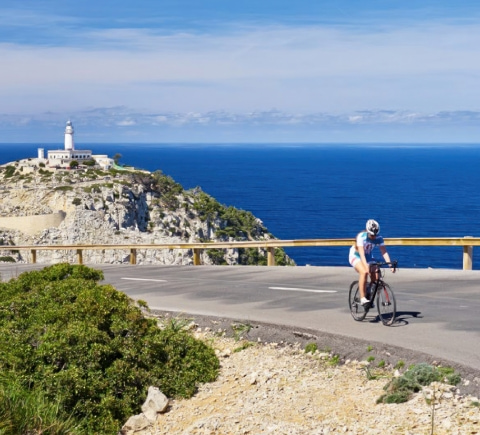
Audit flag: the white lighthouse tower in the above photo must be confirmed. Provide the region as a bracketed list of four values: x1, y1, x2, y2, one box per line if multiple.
[64, 120, 75, 151]
[46, 120, 101, 168]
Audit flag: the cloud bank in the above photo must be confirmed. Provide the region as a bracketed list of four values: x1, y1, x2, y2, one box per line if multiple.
[1, 3, 480, 142]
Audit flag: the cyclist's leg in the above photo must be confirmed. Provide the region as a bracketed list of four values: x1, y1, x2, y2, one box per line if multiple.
[349, 281, 368, 321]
[350, 255, 369, 300]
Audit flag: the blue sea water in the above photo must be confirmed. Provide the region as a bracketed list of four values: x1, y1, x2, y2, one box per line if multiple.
[2, 142, 480, 270]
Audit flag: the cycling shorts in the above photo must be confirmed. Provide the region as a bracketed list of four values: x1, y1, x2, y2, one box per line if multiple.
[349, 246, 376, 268]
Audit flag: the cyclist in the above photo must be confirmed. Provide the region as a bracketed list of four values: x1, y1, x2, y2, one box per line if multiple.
[349, 219, 395, 306]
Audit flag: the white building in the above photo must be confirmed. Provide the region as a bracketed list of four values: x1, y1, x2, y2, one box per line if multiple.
[42, 121, 113, 169]
[92, 155, 113, 170]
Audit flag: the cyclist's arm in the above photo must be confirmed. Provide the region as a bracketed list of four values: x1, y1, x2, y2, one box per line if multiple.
[380, 245, 395, 273]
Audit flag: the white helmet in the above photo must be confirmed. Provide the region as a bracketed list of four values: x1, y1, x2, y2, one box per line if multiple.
[366, 219, 380, 236]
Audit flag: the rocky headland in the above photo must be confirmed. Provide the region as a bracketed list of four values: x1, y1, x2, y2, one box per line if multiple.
[0, 158, 293, 266]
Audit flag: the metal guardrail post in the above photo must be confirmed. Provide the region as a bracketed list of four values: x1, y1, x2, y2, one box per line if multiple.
[267, 247, 275, 266]
[76, 249, 83, 265]
[463, 236, 473, 270]
[130, 248, 137, 265]
[31, 249, 36, 264]
[193, 248, 201, 266]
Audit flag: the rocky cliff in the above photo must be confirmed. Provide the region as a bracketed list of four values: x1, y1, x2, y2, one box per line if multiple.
[0, 160, 293, 266]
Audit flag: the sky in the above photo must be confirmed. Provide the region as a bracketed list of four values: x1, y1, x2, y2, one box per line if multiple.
[1, 0, 480, 143]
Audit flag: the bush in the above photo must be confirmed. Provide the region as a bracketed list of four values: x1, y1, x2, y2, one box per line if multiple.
[0, 372, 86, 435]
[206, 248, 227, 265]
[0, 264, 219, 434]
[377, 363, 461, 404]
[304, 343, 318, 354]
[4, 166, 16, 178]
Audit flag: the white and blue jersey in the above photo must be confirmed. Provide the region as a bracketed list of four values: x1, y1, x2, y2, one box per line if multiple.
[349, 231, 385, 265]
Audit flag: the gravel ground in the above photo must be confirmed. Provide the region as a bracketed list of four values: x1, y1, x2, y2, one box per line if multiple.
[152, 310, 480, 398]
[135, 311, 480, 435]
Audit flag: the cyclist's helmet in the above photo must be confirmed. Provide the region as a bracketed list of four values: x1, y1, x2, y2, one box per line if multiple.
[366, 219, 380, 236]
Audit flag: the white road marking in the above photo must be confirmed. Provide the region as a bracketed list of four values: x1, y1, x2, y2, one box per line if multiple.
[269, 287, 337, 293]
[121, 278, 167, 282]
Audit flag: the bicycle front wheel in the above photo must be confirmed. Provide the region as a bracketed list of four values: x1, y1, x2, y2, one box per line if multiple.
[376, 282, 396, 326]
[348, 281, 368, 321]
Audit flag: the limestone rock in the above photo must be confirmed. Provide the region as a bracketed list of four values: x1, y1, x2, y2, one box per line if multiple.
[0, 161, 294, 266]
[141, 386, 169, 422]
[119, 413, 151, 435]
[119, 387, 169, 435]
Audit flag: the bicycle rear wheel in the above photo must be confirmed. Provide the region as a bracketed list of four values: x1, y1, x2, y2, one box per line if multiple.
[376, 282, 396, 326]
[348, 281, 368, 321]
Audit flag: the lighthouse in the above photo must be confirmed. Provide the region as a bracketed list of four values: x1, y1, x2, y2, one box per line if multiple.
[46, 120, 104, 168]
[64, 120, 75, 151]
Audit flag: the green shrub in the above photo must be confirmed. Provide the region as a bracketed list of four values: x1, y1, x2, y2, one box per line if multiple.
[304, 343, 318, 354]
[377, 363, 461, 404]
[0, 264, 219, 434]
[238, 247, 267, 266]
[54, 185, 73, 192]
[4, 166, 16, 178]
[234, 341, 255, 352]
[0, 372, 86, 435]
[206, 248, 227, 265]
[0, 256, 15, 263]
[231, 323, 253, 341]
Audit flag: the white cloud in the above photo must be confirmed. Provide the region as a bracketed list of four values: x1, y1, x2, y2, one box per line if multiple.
[1, 19, 480, 117]
[2, 106, 480, 143]
[1, 5, 480, 142]
[116, 118, 136, 126]
[2, 107, 480, 129]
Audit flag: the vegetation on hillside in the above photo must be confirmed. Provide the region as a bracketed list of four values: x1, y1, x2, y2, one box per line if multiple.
[377, 363, 461, 404]
[0, 264, 220, 434]
[0, 162, 294, 266]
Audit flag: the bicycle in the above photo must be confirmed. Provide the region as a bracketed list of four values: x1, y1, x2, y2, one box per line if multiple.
[348, 260, 398, 326]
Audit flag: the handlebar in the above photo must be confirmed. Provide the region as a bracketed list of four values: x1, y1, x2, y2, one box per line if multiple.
[370, 260, 398, 272]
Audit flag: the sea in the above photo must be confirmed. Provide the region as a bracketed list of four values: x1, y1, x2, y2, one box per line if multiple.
[2, 142, 480, 270]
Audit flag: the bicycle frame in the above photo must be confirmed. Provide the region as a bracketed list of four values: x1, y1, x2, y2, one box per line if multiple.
[366, 261, 397, 309]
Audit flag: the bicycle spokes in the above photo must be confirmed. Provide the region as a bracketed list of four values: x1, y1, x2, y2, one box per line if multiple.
[377, 283, 396, 326]
[348, 281, 368, 322]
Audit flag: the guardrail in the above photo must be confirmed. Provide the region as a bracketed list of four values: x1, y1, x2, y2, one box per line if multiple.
[3, 236, 479, 270]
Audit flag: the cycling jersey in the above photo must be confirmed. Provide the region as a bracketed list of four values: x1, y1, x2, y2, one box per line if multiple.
[349, 231, 385, 265]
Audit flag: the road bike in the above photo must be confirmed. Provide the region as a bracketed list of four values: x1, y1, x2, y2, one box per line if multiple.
[348, 260, 398, 326]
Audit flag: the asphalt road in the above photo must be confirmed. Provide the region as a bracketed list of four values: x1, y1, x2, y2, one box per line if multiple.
[1, 263, 479, 372]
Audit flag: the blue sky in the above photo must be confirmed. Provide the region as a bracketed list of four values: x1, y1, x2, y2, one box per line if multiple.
[1, 1, 480, 143]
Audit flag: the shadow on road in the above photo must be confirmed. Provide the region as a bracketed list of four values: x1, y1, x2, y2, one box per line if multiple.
[368, 310, 423, 326]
